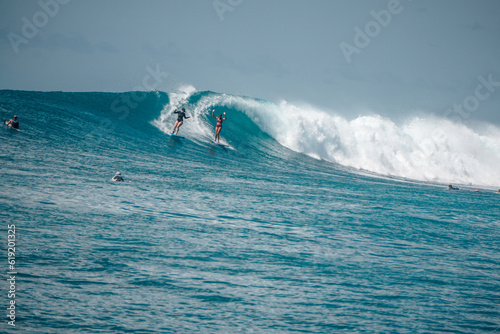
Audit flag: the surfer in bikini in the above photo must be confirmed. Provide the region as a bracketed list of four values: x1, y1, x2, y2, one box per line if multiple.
[4, 115, 19, 129]
[172, 108, 190, 135]
[212, 109, 226, 143]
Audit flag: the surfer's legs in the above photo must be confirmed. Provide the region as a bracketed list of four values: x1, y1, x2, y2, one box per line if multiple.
[215, 126, 221, 142]
[172, 121, 183, 134]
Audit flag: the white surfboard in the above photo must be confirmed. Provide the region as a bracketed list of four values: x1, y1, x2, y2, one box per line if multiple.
[213, 141, 229, 147]
[4, 121, 19, 130]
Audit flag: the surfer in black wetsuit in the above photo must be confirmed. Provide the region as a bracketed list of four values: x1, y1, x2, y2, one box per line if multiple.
[172, 108, 190, 135]
[448, 185, 459, 190]
[212, 109, 226, 143]
[113, 172, 124, 182]
[4, 115, 19, 129]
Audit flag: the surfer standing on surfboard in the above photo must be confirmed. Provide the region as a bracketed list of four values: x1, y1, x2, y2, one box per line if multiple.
[212, 109, 226, 143]
[172, 108, 190, 135]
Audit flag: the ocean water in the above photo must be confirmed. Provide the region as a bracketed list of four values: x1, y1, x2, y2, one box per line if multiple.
[0, 89, 499, 333]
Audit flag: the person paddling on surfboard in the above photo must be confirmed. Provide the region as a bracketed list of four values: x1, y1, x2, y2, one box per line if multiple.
[172, 108, 190, 135]
[111, 171, 132, 182]
[212, 109, 226, 143]
[112, 172, 124, 182]
[4, 115, 19, 129]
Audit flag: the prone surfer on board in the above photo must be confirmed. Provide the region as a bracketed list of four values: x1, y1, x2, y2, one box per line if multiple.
[172, 108, 190, 135]
[4, 115, 19, 129]
[212, 109, 226, 143]
[113, 172, 124, 182]
[111, 172, 132, 182]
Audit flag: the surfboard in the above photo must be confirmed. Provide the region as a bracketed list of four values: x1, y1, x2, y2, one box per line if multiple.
[4, 121, 19, 130]
[214, 141, 229, 147]
[169, 133, 184, 139]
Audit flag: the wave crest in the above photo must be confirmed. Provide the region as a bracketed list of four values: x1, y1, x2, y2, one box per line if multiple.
[154, 90, 500, 186]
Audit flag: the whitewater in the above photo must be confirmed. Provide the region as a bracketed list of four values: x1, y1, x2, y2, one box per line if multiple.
[156, 86, 500, 187]
[0, 88, 499, 333]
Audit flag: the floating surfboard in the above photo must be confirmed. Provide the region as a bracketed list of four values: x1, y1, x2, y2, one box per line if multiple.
[169, 133, 185, 139]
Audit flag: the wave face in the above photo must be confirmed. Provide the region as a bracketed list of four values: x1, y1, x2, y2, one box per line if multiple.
[1, 88, 498, 187]
[153, 87, 500, 187]
[2, 89, 499, 333]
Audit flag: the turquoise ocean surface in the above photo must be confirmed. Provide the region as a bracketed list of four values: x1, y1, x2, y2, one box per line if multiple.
[0, 89, 499, 333]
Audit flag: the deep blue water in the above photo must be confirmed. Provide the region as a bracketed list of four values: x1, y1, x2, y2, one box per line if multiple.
[0, 90, 499, 333]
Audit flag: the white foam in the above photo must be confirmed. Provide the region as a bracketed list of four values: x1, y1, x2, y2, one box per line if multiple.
[153, 85, 198, 135]
[154, 90, 500, 187]
[256, 101, 500, 187]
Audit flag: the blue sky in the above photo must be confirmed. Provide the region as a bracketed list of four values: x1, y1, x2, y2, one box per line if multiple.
[1, 0, 499, 124]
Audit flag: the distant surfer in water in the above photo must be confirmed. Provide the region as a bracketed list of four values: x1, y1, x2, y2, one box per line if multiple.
[112, 172, 132, 182]
[212, 109, 226, 143]
[113, 172, 124, 182]
[172, 108, 190, 135]
[448, 185, 459, 190]
[4, 115, 19, 129]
